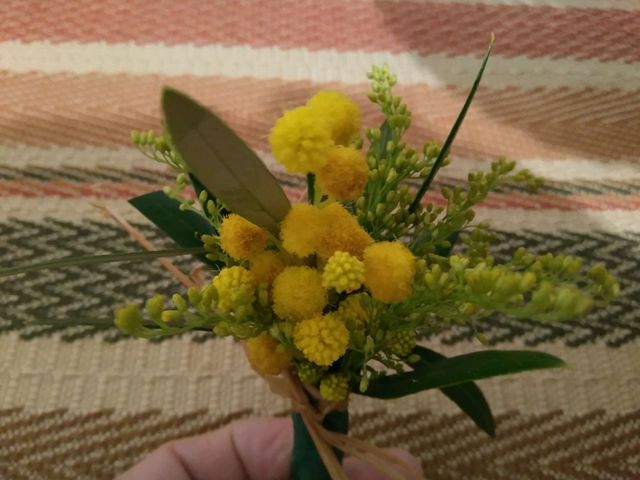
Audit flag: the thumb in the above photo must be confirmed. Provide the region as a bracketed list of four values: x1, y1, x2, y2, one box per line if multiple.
[344, 448, 423, 480]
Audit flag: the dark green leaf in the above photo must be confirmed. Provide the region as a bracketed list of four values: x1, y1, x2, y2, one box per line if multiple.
[362, 348, 565, 399]
[0, 247, 206, 278]
[306, 173, 316, 205]
[409, 34, 495, 213]
[291, 410, 348, 480]
[162, 88, 291, 234]
[129, 190, 220, 268]
[412, 346, 495, 436]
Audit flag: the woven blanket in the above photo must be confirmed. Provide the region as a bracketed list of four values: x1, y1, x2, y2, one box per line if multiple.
[1, 1, 639, 478]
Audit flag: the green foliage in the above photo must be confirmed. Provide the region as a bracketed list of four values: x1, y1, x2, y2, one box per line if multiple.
[362, 349, 565, 399]
[129, 190, 222, 268]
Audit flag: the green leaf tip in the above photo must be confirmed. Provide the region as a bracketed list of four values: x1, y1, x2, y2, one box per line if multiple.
[162, 87, 291, 235]
[409, 33, 495, 213]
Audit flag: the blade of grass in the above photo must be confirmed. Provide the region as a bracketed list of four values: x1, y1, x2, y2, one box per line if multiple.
[409, 33, 495, 213]
[0, 247, 206, 278]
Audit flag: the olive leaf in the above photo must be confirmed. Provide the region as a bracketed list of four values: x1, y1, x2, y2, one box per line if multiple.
[162, 88, 291, 234]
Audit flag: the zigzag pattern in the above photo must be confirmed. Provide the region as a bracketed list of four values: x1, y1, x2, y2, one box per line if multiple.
[442, 229, 640, 347]
[0, 407, 637, 480]
[1, 220, 638, 346]
[0, 220, 204, 342]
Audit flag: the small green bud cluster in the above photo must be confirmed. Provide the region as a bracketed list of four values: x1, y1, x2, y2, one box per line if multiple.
[412, 158, 541, 256]
[295, 360, 325, 385]
[462, 226, 495, 264]
[397, 247, 619, 329]
[382, 330, 416, 358]
[319, 373, 350, 401]
[367, 64, 410, 132]
[113, 288, 218, 339]
[131, 128, 186, 172]
[587, 264, 620, 301]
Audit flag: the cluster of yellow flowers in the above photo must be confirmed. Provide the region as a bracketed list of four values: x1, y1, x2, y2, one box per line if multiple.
[213, 197, 418, 399]
[164, 92, 426, 400]
[269, 92, 368, 201]
[118, 75, 618, 406]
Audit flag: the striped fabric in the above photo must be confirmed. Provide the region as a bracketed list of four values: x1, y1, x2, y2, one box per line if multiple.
[1, 1, 638, 478]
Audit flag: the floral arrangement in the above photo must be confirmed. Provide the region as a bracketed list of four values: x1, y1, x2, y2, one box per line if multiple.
[4, 39, 619, 479]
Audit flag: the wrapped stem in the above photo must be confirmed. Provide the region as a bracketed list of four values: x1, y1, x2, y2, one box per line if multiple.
[291, 409, 349, 480]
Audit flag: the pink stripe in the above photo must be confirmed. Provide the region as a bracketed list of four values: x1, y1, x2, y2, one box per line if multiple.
[1, 0, 639, 61]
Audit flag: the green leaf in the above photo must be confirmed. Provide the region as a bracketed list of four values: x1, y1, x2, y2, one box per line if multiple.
[291, 410, 348, 480]
[362, 348, 565, 399]
[306, 173, 316, 205]
[409, 33, 495, 213]
[129, 190, 220, 268]
[0, 247, 206, 278]
[412, 346, 495, 436]
[162, 88, 291, 234]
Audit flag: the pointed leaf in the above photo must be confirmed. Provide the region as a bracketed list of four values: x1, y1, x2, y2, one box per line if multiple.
[412, 346, 495, 436]
[129, 190, 220, 268]
[162, 88, 291, 234]
[0, 247, 206, 278]
[410, 33, 495, 213]
[362, 349, 565, 399]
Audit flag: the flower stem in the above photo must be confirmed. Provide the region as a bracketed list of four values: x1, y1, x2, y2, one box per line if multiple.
[291, 409, 349, 479]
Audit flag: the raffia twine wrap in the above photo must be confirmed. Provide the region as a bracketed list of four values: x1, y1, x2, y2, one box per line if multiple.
[263, 370, 422, 480]
[101, 203, 420, 479]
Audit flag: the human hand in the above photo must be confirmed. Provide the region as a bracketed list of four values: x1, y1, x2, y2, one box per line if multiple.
[116, 417, 422, 480]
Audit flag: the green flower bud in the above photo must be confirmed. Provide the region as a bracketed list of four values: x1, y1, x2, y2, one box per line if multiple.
[114, 304, 144, 335]
[145, 295, 165, 320]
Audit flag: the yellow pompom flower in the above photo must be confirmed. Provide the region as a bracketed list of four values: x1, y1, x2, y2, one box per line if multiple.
[319, 373, 349, 401]
[280, 203, 324, 257]
[316, 203, 373, 259]
[316, 146, 368, 201]
[322, 251, 365, 293]
[293, 314, 349, 366]
[272, 266, 326, 322]
[269, 106, 333, 173]
[212, 266, 256, 313]
[250, 251, 285, 285]
[219, 214, 268, 260]
[246, 332, 292, 375]
[363, 242, 416, 303]
[307, 91, 361, 146]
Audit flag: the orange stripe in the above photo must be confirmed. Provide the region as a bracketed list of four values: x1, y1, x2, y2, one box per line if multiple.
[1, 72, 639, 161]
[1, 0, 639, 62]
[2, 179, 638, 211]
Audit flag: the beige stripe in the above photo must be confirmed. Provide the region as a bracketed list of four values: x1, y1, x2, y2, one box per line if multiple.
[0, 333, 637, 415]
[2, 72, 640, 160]
[1, 40, 639, 90]
[1, 408, 638, 480]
